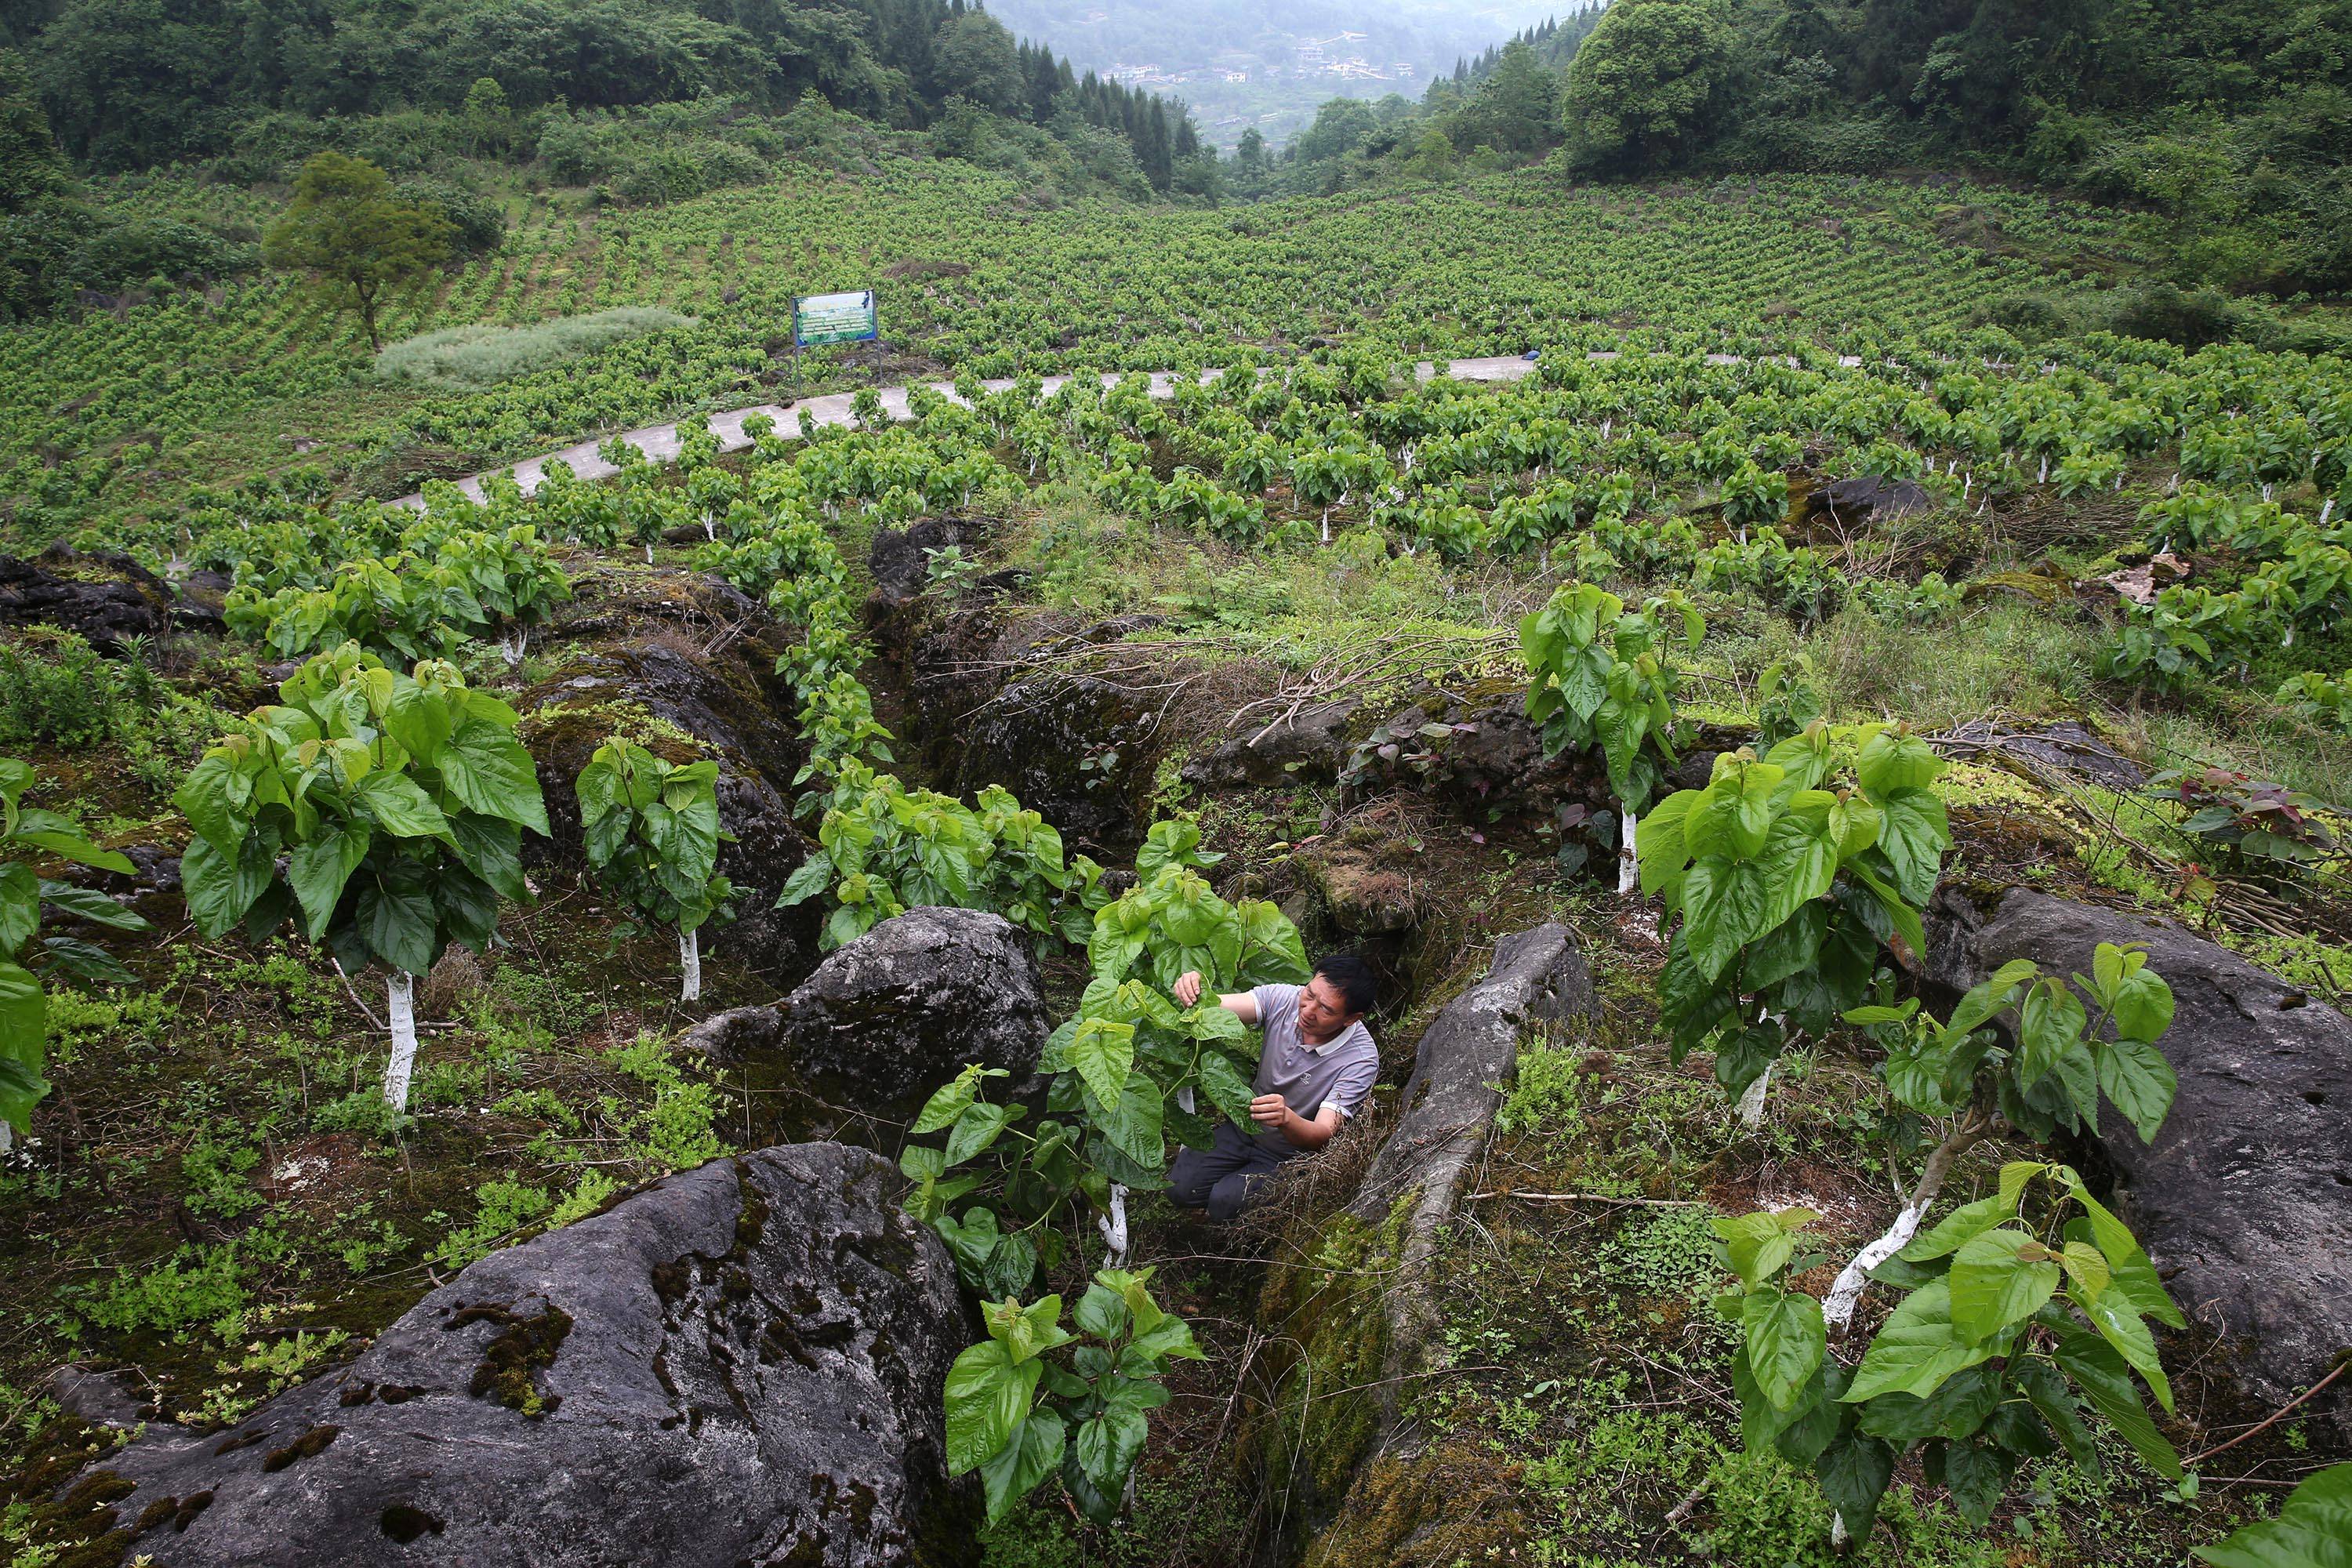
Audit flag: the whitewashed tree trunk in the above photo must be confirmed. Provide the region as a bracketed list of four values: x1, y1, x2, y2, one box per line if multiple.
[1617, 806, 1639, 896]
[0, 1120, 13, 1157]
[679, 927, 702, 1003]
[643, 542, 655, 564]
[2324, 498, 2337, 528]
[382, 972, 419, 1112]
[1098, 1185, 1130, 1268]
[1734, 1062, 1773, 1127]
[1823, 1120, 1984, 1332]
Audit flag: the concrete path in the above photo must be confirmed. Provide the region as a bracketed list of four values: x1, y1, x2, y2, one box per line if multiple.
[395, 350, 1866, 508]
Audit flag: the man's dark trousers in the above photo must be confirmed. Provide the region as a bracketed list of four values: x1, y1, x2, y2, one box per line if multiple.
[1169, 1121, 1293, 1221]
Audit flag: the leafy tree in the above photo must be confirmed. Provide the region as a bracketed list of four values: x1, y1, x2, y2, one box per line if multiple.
[575, 739, 732, 1002]
[263, 151, 455, 351]
[1454, 38, 1561, 156]
[945, 1269, 1203, 1525]
[0, 50, 68, 215]
[1639, 724, 1948, 1118]
[1406, 122, 1456, 179]
[174, 644, 548, 1112]
[1521, 582, 1704, 892]
[0, 758, 147, 1152]
[1560, 0, 1734, 170]
[460, 75, 514, 156]
[932, 8, 1025, 115]
[1716, 939, 2187, 1542]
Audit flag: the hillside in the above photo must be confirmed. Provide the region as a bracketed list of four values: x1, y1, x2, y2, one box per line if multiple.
[4, 153, 2194, 546]
[3, 8, 2352, 1568]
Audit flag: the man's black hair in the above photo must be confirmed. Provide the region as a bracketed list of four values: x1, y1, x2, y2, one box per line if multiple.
[1312, 953, 1376, 1017]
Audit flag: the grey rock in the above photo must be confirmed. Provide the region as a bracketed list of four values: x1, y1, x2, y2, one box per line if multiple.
[521, 579, 822, 982]
[1804, 474, 1933, 525]
[69, 1143, 977, 1568]
[1926, 887, 2352, 1428]
[782, 908, 1049, 1121]
[44, 1363, 147, 1428]
[910, 612, 1171, 844]
[172, 568, 234, 633]
[1282, 925, 1594, 1556]
[1293, 837, 1424, 937]
[957, 671, 1163, 845]
[1934, 719, 2145, 793]
[1182, 701, 1359, 790]
[870, 517, 989, 606]
[0, 547, 170, 652]
[1351, 923, 1593, 1230]
[676, 1004, 785, 1065]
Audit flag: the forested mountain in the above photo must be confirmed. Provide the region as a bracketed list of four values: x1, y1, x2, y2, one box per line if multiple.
[0, 0, 1220, 318]
[2, 0, 1199, 172]
[1449, 6, 1603, 81]
[985, 0, 1563, 149]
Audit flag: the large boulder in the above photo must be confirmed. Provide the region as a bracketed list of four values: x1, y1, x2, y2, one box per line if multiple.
[1293, 833, 1425, 938]
[57, 1142, 976, 1567]
[781, 907, 1050, 1121]
[1802, 474, 1932, 527]
[1350, 923, 1593, 1234]
[1926, 887, 2352, 1426]
[0, 546, 171, 652]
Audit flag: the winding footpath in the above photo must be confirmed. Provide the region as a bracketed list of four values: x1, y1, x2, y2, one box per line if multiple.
[396, 350, 1868, 508]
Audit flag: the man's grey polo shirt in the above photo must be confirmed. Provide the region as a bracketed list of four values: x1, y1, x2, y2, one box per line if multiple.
[1247, 983, 1378, 1157]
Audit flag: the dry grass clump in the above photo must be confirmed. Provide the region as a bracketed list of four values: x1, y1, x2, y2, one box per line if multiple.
[376, 307, 694, 390]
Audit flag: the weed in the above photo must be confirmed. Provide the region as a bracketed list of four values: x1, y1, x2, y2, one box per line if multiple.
[85, 1244, 247, 1341]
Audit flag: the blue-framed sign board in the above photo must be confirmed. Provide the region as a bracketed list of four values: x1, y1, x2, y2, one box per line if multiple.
[793, 290, 878, 347]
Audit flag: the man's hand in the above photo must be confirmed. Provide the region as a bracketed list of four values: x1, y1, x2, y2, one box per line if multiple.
[1173, 971, 1204, 1007]
[1250, 1093, 1292, 1133]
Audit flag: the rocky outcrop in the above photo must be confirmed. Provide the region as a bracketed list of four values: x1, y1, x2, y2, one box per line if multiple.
[1802, 474, 1932, 526]
[1263, 926, 1593, 1559]
[520, 569, 819, 978]
[957, 671, 1163, 844]
[1931, 719, 2145, 793]
[1343, 692, 1603, 822]
[676, 1003, 789, 1064]
[0, 546, 172, 652]
[870, 517, 988, 606]
[1343, 687, 1741, 828]
[1182, 701, 1358, 790]
[1293, 833, 1424, 937]
[62, 1142, 975, 1567]
[1348, 921, 1593, 1241]
[909, 612, 1172, 847]
[1926, 886, 2352, 1428]
[781, 907, 1050, 1121]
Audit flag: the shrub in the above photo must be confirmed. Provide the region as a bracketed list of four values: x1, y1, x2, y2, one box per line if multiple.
[2103, 282, 2245, 347]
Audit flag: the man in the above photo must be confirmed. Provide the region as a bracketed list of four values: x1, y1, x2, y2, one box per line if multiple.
[1166, 954, 1378, 1222]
